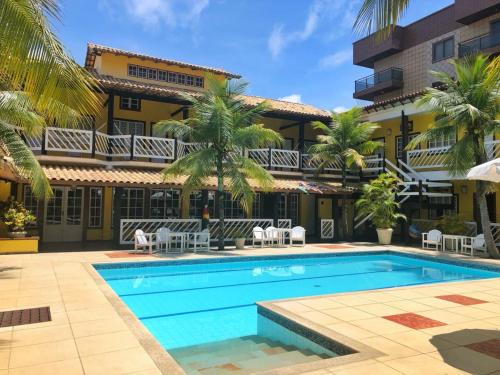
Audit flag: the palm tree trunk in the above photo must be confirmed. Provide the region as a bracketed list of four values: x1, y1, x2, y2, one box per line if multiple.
[341, 164, 350, 240]
[476, 180, 499, 258]
[217, 156, 225, 251]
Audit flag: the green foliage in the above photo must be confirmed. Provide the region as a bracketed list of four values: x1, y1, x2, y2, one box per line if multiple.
[355, 173, 406, 229]
[1, 198, 36, 232]
[354, 0, 411, 37]
[229, 229, 246, 239]
[309, 107, 382, 186]
[437, 215, 468, 236]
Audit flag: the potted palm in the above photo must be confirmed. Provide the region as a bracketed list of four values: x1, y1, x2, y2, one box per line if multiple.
[231, 229, 246, 249]
[1, 199, 36, 238]
[355, 173, 405, 245]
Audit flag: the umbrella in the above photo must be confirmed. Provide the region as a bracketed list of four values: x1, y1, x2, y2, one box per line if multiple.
[466, 158, 500, 183]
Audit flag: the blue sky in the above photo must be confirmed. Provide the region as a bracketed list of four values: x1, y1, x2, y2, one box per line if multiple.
[58, 0, 453, 111]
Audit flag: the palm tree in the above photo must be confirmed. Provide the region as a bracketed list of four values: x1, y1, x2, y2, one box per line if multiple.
[354, 0, 411, 36]
[1, 0, 99, 197]
[310, 107, 382, 239]
[155, 77, 283, 250]
[407, 54, 500, 258]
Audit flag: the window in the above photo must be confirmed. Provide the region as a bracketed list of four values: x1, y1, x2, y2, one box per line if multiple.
[189, 191, 215, 218]
[127, 64, 204, 88]
[46, 189, 63, 224]
[23, 185, 38, 225]
[428, 131, 456, 149]
[113, 119, 144, 135]
[118, 188, 144, 219]
[89, 187, 103, 228]
[277, 193, 299, 226]
[119, 97, 141, 111]
[289, 194, 299, 227]
[396, 133, 420, 159]
[224, 192, 244, 219]
[66, 188, 83, 225]
[432, 37, 454, 62]
[251, 193, 261, 218]
[150, 189, 180, 218]
[429, 195, 457, 220]
[278, 193, 287, 219]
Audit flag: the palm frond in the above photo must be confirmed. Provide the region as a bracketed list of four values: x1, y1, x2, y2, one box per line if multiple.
[353, 0, 411, 37]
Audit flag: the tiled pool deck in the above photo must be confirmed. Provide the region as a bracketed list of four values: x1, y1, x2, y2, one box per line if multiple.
[0, 244, 499, 374]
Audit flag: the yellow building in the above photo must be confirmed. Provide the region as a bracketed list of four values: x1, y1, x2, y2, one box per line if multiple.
[353, 0, 500, 240]
[0, 43, 357, 248]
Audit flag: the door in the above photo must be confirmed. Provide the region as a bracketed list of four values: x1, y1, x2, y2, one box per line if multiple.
[43, 187, 84, 242]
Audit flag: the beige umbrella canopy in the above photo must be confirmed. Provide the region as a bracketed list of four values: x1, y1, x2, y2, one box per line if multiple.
[466, 158, 500, 183]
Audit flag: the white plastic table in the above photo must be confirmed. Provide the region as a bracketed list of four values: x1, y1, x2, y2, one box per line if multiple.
[167, 232, 187, 253]
[442, 234, 466, 253]
[272, 228, 292, 247]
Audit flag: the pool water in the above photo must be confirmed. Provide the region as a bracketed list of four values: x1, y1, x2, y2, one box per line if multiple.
[96, 252, 499, 351]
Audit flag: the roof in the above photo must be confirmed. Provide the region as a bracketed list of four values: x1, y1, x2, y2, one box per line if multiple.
[85, 43, 241, 79]
[362, 88, 427, 112]
[40, 165, 353, 194]
[92, 71, 331, 119]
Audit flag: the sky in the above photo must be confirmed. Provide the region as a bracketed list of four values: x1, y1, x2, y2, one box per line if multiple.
[57, 0, 454, 112]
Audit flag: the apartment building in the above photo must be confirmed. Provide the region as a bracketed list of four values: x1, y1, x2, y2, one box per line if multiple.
[0, 43, 358, 246]
[352, 0, 500, 237]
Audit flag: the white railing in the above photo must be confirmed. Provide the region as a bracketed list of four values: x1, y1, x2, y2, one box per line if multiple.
[270, 149, 300, 169]
[134, 136, 175, 159]
[177, 141, 203, 158]
[321, 219, 334, 239]
[363, 156, 384, 173]
[44, 127, 93, 154]
[120, 219, 202, 244]
[491, 223, 500, 245]
[278, 219, 292, 229]
[301, 154, 342, 171]
[485, 140, 500, 160]
[248, 149, 269, 167]
[208, 219, 274, 241]
[412, 219, 478, 237]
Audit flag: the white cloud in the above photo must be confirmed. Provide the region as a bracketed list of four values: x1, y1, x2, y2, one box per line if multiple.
[333, 106, 348, 113]
[268, 0, 362, 58]
[319, 49, 352, 69]
[101, 0, 209, 30]
[278, 94, 302, 103]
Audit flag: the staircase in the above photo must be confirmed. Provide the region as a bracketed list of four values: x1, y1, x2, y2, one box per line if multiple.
[354, 158, 454, 231]
[170, 335, 332, 375]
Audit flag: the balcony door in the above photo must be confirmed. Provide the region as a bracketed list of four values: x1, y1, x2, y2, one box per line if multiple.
[43, 187, 84, 242]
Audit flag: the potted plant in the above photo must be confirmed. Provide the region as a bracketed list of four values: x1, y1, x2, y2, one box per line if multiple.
[437, 214, 468, 235]
[231, 229, 246, 249]
[355, 173, 406, 245]
[1, 198, 36, 238]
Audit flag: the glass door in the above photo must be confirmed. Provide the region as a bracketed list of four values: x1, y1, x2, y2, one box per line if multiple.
[43, 187, 84, 242]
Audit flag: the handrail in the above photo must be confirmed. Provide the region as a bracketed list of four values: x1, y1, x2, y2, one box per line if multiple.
[355, 67, 403, 92]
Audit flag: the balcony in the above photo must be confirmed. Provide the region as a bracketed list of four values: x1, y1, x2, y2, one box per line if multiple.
[353, 26, 404, 68]
[353, 68, 404, 101]
[455, 0, 500, 25]
[458, 32, 500, 57]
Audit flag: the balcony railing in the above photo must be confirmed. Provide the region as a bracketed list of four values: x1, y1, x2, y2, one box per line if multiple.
[407, 140, 500, 170]
[458, 31, 500, 57]
[354, 67, 404, 100]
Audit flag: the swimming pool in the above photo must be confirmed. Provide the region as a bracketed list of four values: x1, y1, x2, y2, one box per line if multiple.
[95, 251, 499, 351]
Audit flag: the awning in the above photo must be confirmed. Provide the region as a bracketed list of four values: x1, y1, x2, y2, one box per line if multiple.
[39, 165, 354, 194]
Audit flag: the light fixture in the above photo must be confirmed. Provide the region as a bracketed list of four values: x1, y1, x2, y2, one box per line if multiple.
[386, 128, 392, 135]
[461, 185, 467, 194]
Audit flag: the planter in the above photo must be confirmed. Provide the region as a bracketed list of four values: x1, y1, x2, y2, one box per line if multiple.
[234, 238, 245, 249]
[0, 236, 39, 254]
[7, 231, 27, 239]
[376, 228, 393, 245]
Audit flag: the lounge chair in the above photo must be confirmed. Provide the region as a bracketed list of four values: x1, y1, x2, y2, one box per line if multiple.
[290, 226, 306, 246]
[156, 227, 170, 253]
[188, 229, 210, 252]
[265, 226, 279, 246]
[461, 234, 486, 256]
[252, 226, 270, 248]
[422, 229, 442, 251]
[134, 229, 155, 254]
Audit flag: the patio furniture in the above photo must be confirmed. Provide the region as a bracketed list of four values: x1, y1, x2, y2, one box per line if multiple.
[461, 234, 486, 256]
[422, 229, 442, 251]
[290, 226, 306, 246]
[252, 226, 270, 248]
[167, 232, 187, 254]
[442, 234, 465, 253]
[188, 229, 210, 252]
[265, 226, 280, 246]
[156, 227, 170, 253]
[134, 229, 155, 254]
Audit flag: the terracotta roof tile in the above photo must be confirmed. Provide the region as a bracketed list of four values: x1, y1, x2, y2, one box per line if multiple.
[86, 43, 241, 78]
[40, 165, 352, 194]
[92, 72, 331, 119]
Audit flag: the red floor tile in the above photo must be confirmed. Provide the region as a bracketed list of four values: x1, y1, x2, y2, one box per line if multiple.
[383, 313, 446, 329]
[105, 252, 152, 258]
[466, 339, 500, 360]
[436, 294, 486, 305]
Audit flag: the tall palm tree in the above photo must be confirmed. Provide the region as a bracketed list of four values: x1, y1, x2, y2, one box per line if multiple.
[354, 0, 411, 36]
[310, 107, 382, 239]
[407, 55, 500, 258]
[155, 77, 283, 250]
[1, 0, 99, 198]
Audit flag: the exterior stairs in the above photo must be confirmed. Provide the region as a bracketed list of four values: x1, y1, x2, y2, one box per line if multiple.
[169, 335, 332, 375]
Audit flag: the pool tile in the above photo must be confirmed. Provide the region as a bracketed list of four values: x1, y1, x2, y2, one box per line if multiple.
[436, 294, 487, 305]
[384, 353, 470, 375]
[383, 313, 446, 330]
[80, 347, 158, 375]
[466, 339, 500, 360]
[355, 303, 406, 317]
[362, 336, 419, 361]
[353, 317, 412, 335]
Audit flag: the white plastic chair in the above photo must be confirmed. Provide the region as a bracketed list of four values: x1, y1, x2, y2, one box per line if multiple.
[265, 226, 279, 246]
[422, 229, 442, 251]
[290, 226, 306, 246]
[461, 234, 486, 256]
[156, 227, 170, 253]
[188, 229, 210, 252]
[252, 227, 270, 248]
[134, 229, 154, 254]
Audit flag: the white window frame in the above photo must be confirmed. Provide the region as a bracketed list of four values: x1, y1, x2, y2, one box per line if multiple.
[113, 119, 144, 136]
[120, 188, 145, 219]
[428, 131, 456, 149]
[150, 188, 180, 219]
[119, 97, 140, 111]
[251, 193, 261, 218]
[23, 185, 39, 225]
[89, 187, 103, 228]
[396, 133, 420, 159]
[428, 195, 458, 220]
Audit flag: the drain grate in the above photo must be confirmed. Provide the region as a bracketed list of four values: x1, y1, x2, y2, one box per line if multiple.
[0, 307, 51, 328]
